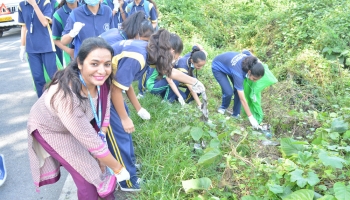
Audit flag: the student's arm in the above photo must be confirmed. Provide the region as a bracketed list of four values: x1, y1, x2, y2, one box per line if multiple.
[125, 84, 141, 112]
[111, 84, 135, 133]
[170, 68, 197, 85]
[237, 90, 252, 117]
[166, 77, 182, 99]
[27, 0, 50, 27]
[118, 0, 127, 20]
[54, 40, 74, 58]
[20, 25, 27, 46]
[186, 84, 202, 107]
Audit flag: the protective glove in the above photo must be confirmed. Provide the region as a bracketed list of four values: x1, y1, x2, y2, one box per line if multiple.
[178, 96, 185, 106]
[248, 115, 261, 129]
[197, 105, 202, 110]
[113, 0, 120, 11]
[114, 167, 130, 182]
[192, 80, 205, 93]
[137, 107, 151, 120]
[69, 22, 85, 38]
[19, 46, 26, 62]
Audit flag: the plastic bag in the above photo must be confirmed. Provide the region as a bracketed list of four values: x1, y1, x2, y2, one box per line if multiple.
[242, 64, 277, 123]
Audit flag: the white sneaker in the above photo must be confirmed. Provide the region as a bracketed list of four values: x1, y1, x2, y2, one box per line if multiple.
[115, 167, 130, 183]
[217, 108, 226, 115]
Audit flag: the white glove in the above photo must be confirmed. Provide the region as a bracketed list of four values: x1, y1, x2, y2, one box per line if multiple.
[178, 96, 185, 106]
[113, 0, 120, 11]
[19, 46, 26, 62]
[192, 80, 205, 93]
[137, 107, 151, 120]
[248, 115, 261, 129]
[69, 22, 85, 38]
[114, 167, 130, 182]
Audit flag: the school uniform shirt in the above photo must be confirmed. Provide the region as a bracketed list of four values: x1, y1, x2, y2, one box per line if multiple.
[212, 50, 252, 91]
[126, 0, 157, 24]
[50, 0, 59, 19]
[175, 53, 191, 75]
[52, 2, 80, 41]
[63, 3, 114, 57]
[111, 40, 149, 90]
[99, 28, 127, 46]
[103, 0, 127, 28]
[18, 0, 55, 53]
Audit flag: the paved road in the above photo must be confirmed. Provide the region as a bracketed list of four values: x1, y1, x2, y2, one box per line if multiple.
[0, 28, 68, 200]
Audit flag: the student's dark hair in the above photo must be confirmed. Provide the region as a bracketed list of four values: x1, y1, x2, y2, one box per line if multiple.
[187, 46, 206, 77]
[122, 11, 154, 39]
[147, 29, 183, 77]
[147, 0, 159, 15]
[242, 56, 265, 77]
[48, 37, 114, 110]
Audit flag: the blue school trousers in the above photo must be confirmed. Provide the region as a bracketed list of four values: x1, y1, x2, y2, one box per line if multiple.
[212, 68, 241, 116]
[149, 79, 182, 102]
[27, 52, 57, 97]
[106, 102, 138, 188]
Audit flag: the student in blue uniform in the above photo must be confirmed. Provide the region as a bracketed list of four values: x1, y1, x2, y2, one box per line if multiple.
[125, 0, 158, 29]
[61, 0, 114, 58]
[103, 0, 128, 29]
[100, 11, 154, 97]
[212, 50, 265, 128]
[100, 11, 153, 46]
[174, 45, 207, 108]
[108, 29, 205, 191]
[18, 0, 58, 98]
[52, 0, 80, 67]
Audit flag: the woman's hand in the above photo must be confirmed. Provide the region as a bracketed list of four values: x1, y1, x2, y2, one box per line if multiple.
[121, 117, 135, 133]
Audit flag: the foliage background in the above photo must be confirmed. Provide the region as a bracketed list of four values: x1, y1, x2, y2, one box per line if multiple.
[126, 0, 350, 199]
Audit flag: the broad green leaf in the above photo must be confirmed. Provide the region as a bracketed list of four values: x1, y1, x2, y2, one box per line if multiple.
[209, 138, 220, 148]
[334, 182, 350, 200]
[289, 169, 320, 188]
[182, 177, 211, 193]
[282, 189, 314, 200]
[208, 131, 217, 138]
[297, 151, 313, 166]
[338, 146, 350, 152]
[268, 184, 284, 194]
[329, 132, 340, 141]
[283, 159, 298, 171]
[343, 130, 350, 140]
[317, 195, 336, 200]
[290, 169, 307, 188]
[280, 138, 304, 157]
[241, 196, 262, 200]
[318, 150, 346, 169]
[190, 127, 204, 141]
[198, 149, 221, 166]
[330, 118, 349, 133]
[178, 125, 191, 134]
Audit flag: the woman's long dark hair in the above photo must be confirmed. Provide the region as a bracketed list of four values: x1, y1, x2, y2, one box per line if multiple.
[122, 11, 154, 39]
[242, 56, 265, 77]
[187, 46, 206, 77]
[147, 29, 183, 77]
[48, 37, 114, 110]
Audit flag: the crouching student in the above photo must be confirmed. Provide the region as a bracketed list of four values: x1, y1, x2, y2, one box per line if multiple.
[212, 50, 265, 128]
[174, 45, 207, 108]
[27, 38, 130, 200]
[108, 29, 206, 191]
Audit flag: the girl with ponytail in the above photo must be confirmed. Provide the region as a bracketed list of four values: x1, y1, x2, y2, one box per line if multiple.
[212, 50, 265, 129]
[174, 44, 207, 108]
[107, 29, 205, 191]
